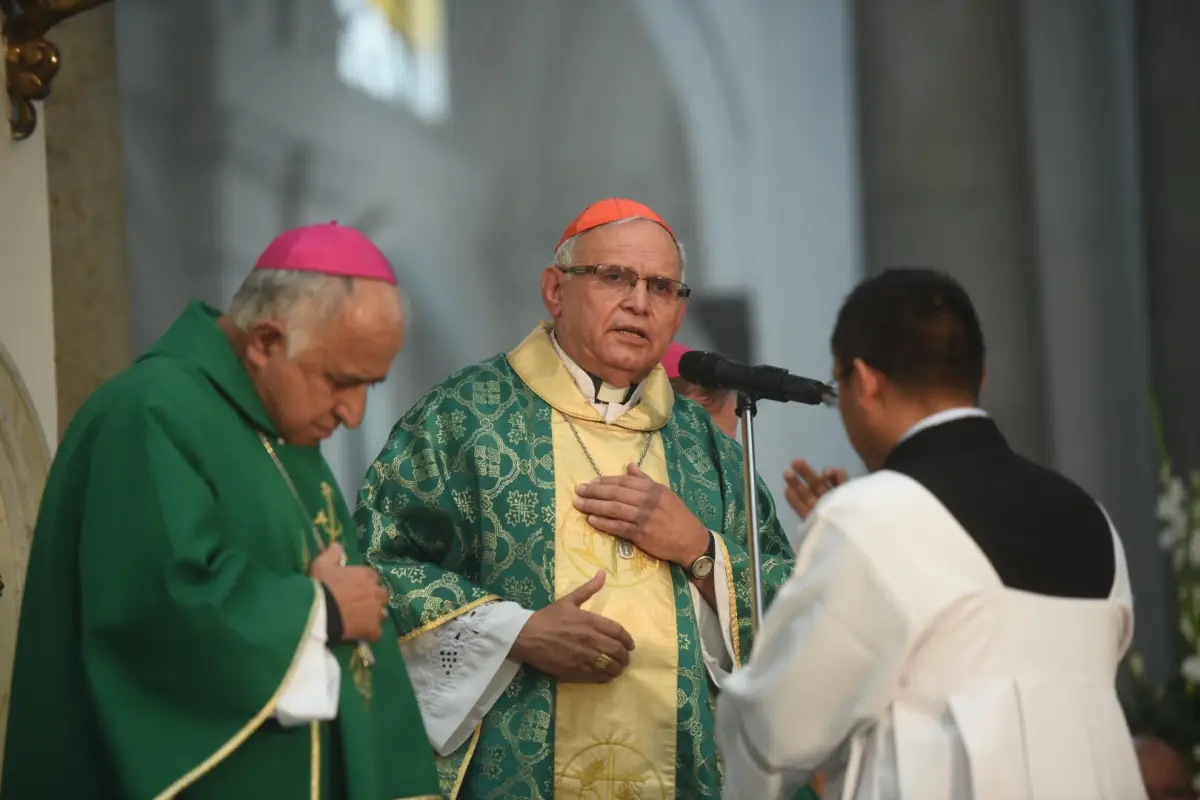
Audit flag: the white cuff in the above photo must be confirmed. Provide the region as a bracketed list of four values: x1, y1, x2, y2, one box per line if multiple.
[275, 585, 342, 727]
[400, 600, 534, 756]
[692, 534, 736, 685]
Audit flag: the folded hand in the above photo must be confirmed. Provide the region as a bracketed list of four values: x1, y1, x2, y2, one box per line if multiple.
[574, 464, 709, 566]
[311, 544, 389, 642]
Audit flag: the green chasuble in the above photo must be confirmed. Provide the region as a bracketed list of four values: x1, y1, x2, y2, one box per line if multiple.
[2, 302, 439, 800]
[356, 325, 818, 799]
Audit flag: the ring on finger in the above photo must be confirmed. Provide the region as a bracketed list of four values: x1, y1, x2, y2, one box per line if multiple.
[592, 653, 614, 672]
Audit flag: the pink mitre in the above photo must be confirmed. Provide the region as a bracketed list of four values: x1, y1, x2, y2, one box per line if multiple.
[661, 341, 692, 379]
[253, 221, 397, 285]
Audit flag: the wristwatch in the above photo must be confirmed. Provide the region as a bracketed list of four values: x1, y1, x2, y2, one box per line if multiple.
[689, 535, 716, 580]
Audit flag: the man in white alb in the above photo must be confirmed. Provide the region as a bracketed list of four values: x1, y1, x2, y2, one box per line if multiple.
[716, 267, 1146, 800]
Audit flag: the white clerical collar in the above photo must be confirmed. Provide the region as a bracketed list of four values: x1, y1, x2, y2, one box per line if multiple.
[550, 332, 645, 424]
[899, 407, 989, 444]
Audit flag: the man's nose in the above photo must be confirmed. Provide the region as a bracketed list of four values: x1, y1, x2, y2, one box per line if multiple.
[335, 388, 368, 430]
[620, 280, 651, 313]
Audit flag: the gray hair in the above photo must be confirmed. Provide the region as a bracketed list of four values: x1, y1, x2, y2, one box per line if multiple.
[228, 269, 357, 358]
[553, 217, 687, 280]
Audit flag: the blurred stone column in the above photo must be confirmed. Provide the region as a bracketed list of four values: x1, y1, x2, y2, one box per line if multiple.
[1138, 0, 1200, 474]
[1020, 0, 1166, 676]
[853, 0, 1045, 461]
[44, 3, 132, 435]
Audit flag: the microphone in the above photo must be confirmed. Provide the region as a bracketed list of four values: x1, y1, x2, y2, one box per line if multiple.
[677, 350, 835, 406]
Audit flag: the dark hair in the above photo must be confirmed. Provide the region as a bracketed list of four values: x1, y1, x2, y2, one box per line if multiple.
[831, 267, 985, 398]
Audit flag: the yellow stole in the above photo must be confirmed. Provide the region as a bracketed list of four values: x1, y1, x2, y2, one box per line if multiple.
[508, 323, 678, 800]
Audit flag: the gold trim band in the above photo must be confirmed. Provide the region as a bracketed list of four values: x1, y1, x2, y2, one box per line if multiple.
[153, 581, 323, 798]
[398, 594, 501, 643]
[310, 720, 321, 800]
[714, 535, 742, 666]
[448, 724, 484, 800]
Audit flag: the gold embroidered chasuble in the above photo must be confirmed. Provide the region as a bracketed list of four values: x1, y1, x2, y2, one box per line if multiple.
[510, 331, 680, 797]
[358, 324, 799, 799]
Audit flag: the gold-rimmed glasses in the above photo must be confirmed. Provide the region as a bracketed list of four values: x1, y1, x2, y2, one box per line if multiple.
[557, 264, 691, 301]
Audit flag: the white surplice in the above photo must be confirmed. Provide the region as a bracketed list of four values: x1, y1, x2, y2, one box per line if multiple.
[716, 469, 1146, 800]
[399, 339, 737, 756]
[274, 587, 340, 727]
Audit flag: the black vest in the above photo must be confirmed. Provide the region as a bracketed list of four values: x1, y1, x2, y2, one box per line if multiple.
[883, 416, 1115, 599]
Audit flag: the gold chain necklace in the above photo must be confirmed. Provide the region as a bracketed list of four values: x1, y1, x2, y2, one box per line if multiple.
[257, 432, 376, 669]
[562, 415, 653, 560]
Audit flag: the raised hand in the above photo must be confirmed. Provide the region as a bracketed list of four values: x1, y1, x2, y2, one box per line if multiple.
[510, 571, 636, 683]
[784, 459, 849, 520]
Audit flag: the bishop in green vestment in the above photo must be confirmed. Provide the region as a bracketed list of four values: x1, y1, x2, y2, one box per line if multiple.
[2, 224, 440, 799]
[356, 199, 817, 799]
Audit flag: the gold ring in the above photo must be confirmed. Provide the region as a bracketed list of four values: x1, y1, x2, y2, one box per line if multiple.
[592, 653, 614, 672]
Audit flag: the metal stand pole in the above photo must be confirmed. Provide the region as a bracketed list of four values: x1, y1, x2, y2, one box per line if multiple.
[737, 392, 765, 634]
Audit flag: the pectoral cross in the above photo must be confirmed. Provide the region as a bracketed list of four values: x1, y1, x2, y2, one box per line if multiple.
[313, 482, 343, 545]
[311, 482, 375, 681]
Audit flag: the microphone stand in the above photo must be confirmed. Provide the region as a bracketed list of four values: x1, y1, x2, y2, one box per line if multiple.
[736, 391, 765, 634]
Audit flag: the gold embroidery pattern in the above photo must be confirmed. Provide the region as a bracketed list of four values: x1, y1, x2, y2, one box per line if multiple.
[356, 337, 797, 798]
[556, 738, 668, 799]
[712, 535, 742, 666]
[259, 435, 374, 704]
[351, 651, 373, 706]
[558, 504, 659, 589]
[308, 481, 372, 703]
[314, 482, 344, 542]
[551, 414, 678, 798]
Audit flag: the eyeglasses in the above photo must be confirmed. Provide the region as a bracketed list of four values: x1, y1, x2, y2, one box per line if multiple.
[557, 265, 691, 301]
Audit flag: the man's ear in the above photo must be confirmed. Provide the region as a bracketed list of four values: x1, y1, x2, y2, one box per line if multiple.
[541, 267, 565, 318]
[852, 358, 882, 401]
[244, 320, 286, 367]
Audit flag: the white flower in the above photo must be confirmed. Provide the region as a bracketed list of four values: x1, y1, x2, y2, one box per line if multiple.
[1156, 468, 1189, 553]
[1129, 653, 1146, 679]
[1157, 474, 1187, 526]
[1161, 526, 1183, 550]
[1181, 655, 1200, 684]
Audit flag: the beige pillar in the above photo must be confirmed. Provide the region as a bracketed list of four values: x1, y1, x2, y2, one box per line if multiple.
[0, 1, 127, 779]
[44, 4, 132, 434]
[0, 57, 56, 790]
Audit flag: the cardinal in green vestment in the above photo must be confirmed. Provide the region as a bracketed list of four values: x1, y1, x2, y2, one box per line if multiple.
[355, 199, 819, 799]
[2, 224, 440, 799]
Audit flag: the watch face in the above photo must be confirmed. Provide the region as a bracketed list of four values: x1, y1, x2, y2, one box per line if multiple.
[692, 556, 715, 579]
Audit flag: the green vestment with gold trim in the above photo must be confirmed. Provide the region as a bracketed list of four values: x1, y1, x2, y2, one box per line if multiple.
[357, 325, 816, 799]
[2, 302, 439, 800]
